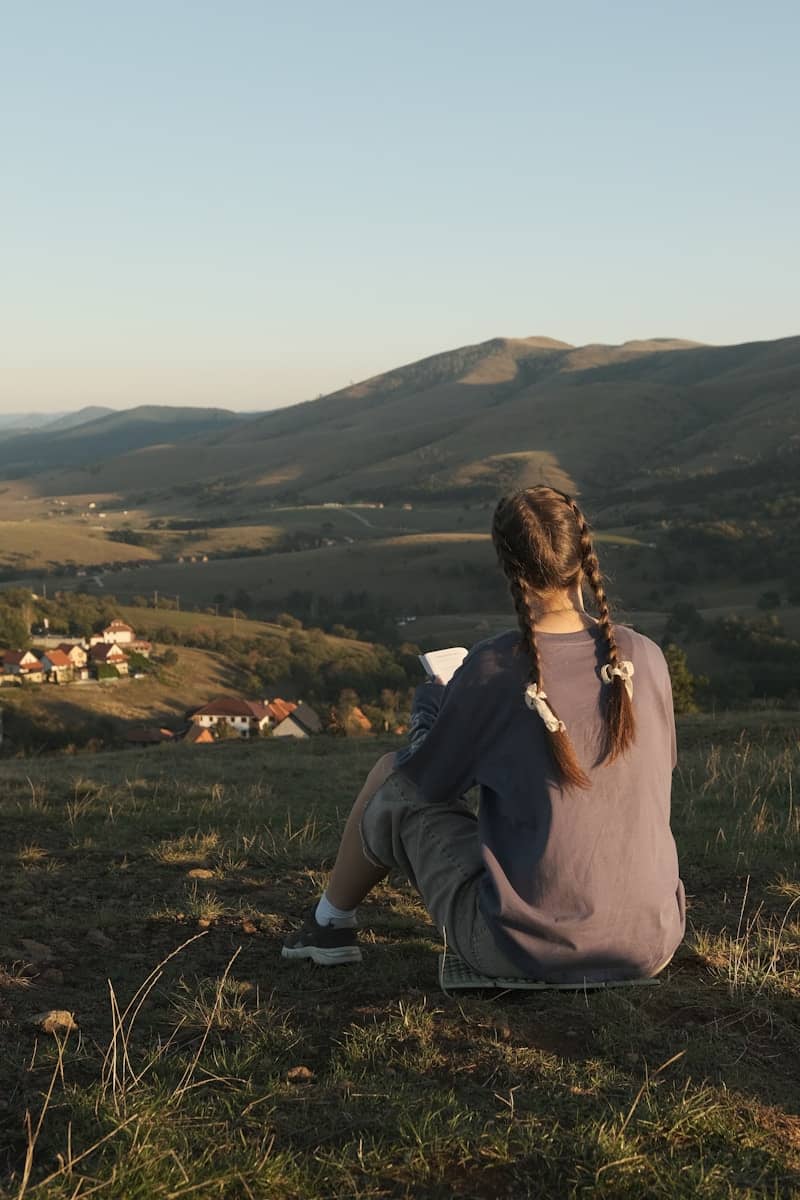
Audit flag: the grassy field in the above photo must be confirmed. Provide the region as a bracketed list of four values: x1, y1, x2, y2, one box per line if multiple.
[115, 607, 302, 642]
[0, 521, 159, 571]
[113, 607, 375, 660]
[1, 717, 799, 1198]
[66, 532, 648, 619]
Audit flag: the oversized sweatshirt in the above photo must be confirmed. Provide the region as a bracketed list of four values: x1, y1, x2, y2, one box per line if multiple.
[395, 623, 685, 982]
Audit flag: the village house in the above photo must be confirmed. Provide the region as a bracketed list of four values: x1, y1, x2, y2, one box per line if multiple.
[182, 724, 215, 745]
[3, 650, 45, 683]
[189, 697, 272, 739]
[57, 642, 89, 669]
[102, 619, 136, 645]
[272, 702, 324, 739]
[40, 648, 73, 683]
[266, 698, 297, 724]
[89, 642, 129, 676]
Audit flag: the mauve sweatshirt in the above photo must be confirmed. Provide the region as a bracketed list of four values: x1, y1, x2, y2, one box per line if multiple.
[395, 623, 685, 983]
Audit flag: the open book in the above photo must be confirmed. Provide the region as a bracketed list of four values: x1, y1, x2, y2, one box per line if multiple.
[418, 646, 468, 686]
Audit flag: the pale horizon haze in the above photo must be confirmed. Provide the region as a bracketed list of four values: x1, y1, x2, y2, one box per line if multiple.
[2, 0, 798, 413]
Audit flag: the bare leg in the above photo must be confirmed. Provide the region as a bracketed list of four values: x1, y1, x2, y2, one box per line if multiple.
[325, 752, 397, 910]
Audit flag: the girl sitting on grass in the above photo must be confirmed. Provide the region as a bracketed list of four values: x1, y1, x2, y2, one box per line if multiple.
[283, 485, 685, 982]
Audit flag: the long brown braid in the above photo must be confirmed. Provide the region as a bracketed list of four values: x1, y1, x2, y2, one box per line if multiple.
[492, 486, 635, 789]
[564, 495, 635, 761]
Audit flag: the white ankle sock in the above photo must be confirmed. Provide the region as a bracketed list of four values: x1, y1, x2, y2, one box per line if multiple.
[315, 891, 358, 929]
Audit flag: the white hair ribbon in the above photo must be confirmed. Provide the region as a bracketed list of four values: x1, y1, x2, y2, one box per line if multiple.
[524, 683, 566, 733]
[600, 660, 635, 700]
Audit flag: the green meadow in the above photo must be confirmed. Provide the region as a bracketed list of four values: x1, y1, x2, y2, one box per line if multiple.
[1, 717, 799, 1198]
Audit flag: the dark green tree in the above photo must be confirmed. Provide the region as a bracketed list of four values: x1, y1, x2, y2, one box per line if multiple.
[663, 644, 701, 714]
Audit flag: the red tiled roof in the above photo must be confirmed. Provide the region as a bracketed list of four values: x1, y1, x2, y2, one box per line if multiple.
[245, 701, 270, 721]
[104, 620, 135, 632]
[57, 642, 84, 655]
[44, 649, 71, 668]
[266, 698, 297, 723]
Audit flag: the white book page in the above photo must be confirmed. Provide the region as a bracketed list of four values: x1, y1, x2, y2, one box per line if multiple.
[418, 646, 468, 686]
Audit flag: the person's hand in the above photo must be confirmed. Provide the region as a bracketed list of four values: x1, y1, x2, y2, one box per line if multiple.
[431, 675, 445, 686]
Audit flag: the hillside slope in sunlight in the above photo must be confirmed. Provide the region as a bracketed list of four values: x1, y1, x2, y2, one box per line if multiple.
[15, 333, 800, 513]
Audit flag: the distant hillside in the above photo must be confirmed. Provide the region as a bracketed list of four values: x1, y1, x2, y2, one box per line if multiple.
[0, 405, 241, 477]
[0, 413, 63, 437]
[25, 333, 799, 509]
[40, 405, 116, 433]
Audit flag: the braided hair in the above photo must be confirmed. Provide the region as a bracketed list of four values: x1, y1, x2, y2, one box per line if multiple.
[563, 495, 635, 763]
[491, 486, 636, 789]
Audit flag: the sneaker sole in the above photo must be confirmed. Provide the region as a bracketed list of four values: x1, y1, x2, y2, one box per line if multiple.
[281, 944, 363, 966]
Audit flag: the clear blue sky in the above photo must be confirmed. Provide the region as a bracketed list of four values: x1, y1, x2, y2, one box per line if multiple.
[2, 0, 798, 411]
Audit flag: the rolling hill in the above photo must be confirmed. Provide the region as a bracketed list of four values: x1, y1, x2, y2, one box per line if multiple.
[0, 405, 242, 477]
[16, 333, 798, 511]
[0, 332, 797, 671]
[38, 405, 116, 433]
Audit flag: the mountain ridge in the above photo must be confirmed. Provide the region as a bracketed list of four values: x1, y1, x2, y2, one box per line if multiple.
[0, 405, 242, 477]
[8, 333, 799, 508]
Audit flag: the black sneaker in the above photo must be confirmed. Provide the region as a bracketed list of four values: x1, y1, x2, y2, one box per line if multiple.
[281, 910, 362, 966]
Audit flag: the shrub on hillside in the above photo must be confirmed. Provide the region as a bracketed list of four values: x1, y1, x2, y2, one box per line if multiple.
[663, 644, 704, 715]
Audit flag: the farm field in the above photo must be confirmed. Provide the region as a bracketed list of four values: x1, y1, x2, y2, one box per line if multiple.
[0, 521, 160, 571]
[114, 607, 305, 642]
[1, 718, 799, 1197]
[112, 607, 375, 661]
[63, 532, 649, 619]
[112, 533, 498, 603]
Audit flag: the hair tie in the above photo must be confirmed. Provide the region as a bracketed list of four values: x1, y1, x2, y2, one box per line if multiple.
[600, 660, 634, 700]
[524, 683, 566, 733]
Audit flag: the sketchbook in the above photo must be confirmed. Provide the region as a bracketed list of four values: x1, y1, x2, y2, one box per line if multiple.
[418, 646, 468, 686]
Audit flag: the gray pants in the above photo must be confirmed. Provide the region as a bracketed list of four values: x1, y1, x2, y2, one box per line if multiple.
[360, 770, 521, 976]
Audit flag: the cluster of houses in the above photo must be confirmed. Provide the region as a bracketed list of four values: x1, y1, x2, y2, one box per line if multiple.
[126, 695, 324, 747]
[1, 619, 152, 686]
[0, 611, 377, 751]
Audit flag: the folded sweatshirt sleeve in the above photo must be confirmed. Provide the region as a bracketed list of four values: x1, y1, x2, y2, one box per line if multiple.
[393, 649, 492, 803]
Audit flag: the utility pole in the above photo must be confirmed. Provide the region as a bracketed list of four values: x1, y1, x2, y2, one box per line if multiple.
[153, 590, 158, 609]
[175, 594, 180, 611]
